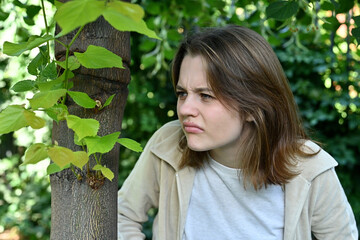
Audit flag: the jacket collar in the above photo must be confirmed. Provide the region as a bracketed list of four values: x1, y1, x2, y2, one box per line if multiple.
[150, 121, 184, 171]
[284, 141, 338, 239]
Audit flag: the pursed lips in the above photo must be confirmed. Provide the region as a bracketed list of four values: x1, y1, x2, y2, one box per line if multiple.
[182, 122, 204, 133]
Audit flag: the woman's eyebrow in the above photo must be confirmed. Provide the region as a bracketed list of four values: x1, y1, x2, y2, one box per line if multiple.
[176, 85, 213, 93]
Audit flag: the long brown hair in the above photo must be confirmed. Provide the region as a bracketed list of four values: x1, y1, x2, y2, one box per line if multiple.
[172, 25, 316, 189]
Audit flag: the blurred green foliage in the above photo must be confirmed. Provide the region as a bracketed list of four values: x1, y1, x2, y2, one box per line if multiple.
[0, 0, 359, 238]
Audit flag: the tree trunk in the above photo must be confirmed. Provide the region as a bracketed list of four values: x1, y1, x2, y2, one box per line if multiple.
[50, 10, 130, 240]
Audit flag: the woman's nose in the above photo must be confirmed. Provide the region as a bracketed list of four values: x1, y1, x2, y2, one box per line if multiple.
[177, 96, 199, 117]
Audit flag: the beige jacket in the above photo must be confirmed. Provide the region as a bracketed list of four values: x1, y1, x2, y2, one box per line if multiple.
[118, 120, 358, 240]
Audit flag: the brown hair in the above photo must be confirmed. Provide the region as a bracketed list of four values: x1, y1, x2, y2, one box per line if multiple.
[171, 25, 317, 189]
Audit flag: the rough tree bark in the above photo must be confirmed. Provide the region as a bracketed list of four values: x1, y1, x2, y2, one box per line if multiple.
[50, 5, 130, 239]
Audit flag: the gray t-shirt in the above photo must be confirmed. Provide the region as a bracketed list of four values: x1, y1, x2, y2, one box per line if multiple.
[183, 157, 284, 240]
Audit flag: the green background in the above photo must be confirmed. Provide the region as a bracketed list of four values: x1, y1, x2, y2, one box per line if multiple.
[0, 0, 359, 239]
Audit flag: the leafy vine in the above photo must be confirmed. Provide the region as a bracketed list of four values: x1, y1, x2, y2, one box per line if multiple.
[0, 0, 160, 188]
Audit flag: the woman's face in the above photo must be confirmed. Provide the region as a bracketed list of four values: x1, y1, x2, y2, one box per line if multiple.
[176, 55, 247, 163]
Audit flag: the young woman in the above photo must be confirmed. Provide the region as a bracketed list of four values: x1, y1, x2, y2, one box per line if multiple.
[118, 25, 358, 240]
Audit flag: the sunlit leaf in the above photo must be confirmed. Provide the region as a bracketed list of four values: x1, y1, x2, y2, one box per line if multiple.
[40, 61, 58, 80]
[73, 133, 86, 146]
[99, 166, 114, 181]
[46, 163, 70, 175]
[266, 1, 299, 20]
[101, 94, 115, 109]
[3, 35, 53, 56]
[117, 138, 143, 152]
[93, 164, 114, 181]
[74, 45, 124, 69]
[66, 115, 99, 141]
[71, 151, 88, 169]
[48, 146, 74, 168]
[45, 104, 68, 122]
[27, 46, 48, 75]
[11, 80, 36, 92]
[23, 110, 46, 129]
[54, 0, 64, 9]
[93, 164, 102, 171]
[106, 1, 144, 21]
[67, 91, 96, 108]
[56, 56, 80, 71]
[0, 105, 29, 135]
[84, 132, 120, 156]
[54, 0, 106, 35]
[28, 89, 67, 109]
[36, 78, 64, 92]
[103, 8, 160, 40]
[21, 143, 48, 166]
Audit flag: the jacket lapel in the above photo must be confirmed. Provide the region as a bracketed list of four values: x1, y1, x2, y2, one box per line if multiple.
[283, 175, 311, 240]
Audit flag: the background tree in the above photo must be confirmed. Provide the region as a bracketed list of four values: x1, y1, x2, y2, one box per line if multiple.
[0, 0, 155, 239]
[0, 0, 359, 239]
[50, 4, 130, 240]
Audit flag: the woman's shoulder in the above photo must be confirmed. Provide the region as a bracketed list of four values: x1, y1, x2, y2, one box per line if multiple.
[151, 120, 182, 141]
[295, 140, 338, 182]
[147, 120, 183, 169]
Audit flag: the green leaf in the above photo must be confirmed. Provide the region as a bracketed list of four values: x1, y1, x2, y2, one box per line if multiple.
[13, 0, 26, 8]
[100, 166, 114, 181]
[28, 89, 67, 109]
[101, 94, 115, 109]
[353, 16, 360, 26]
[56, 56, 80, 71]
[27, 46, 48, 75]
[351, 27, 360, 44]
[24, 15, 36, 26]
[54, 0, 106, 35]
[23, 110, 46, 129]
[36, 78, 64, 91]
[66, 115, 99, 141]
[71, 151, 88, 169]
[37, 71, 73, 91]
[74, 45, 124, 69]
[0, 105, 44, 135]
[117, 138, 143, 152]
[74, 133, 86, 146]
[84, 132, 120, 156]
[93, 164, 102, 171]
[54, 0, 64, 9]
[46, 163, 70, 175]
[103, 8, 160, 40]
[106, 1, 144, 21]
[40, 61, 58, 80]
[266, 1, 299, 20]
[48, 146, 75, 168]
[67, 91, 96, 108]
[21, 143, 48, 166]
[93, 164, 114, 181]
[352, 16, 360, 44]
[45, 104, 68, 122]
[0, 105, 27, 134]
[11, 80, 36, 92]
[3, 35, 53, 56]
[0, 9, 10, 21]
[26, 5, 41, 19]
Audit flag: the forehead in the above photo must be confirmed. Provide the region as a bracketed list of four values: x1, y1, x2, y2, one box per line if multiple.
[178, 55, 210, 88]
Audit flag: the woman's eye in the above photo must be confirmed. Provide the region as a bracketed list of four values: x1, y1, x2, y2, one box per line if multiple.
[200, 93, 214, 100]
[176, 91, 187, 99]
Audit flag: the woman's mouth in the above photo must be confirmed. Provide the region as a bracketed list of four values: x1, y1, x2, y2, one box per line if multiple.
[183, 122, 204, 133]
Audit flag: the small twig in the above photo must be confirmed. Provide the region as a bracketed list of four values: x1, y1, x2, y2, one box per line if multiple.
[41, 0, 50, 63]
